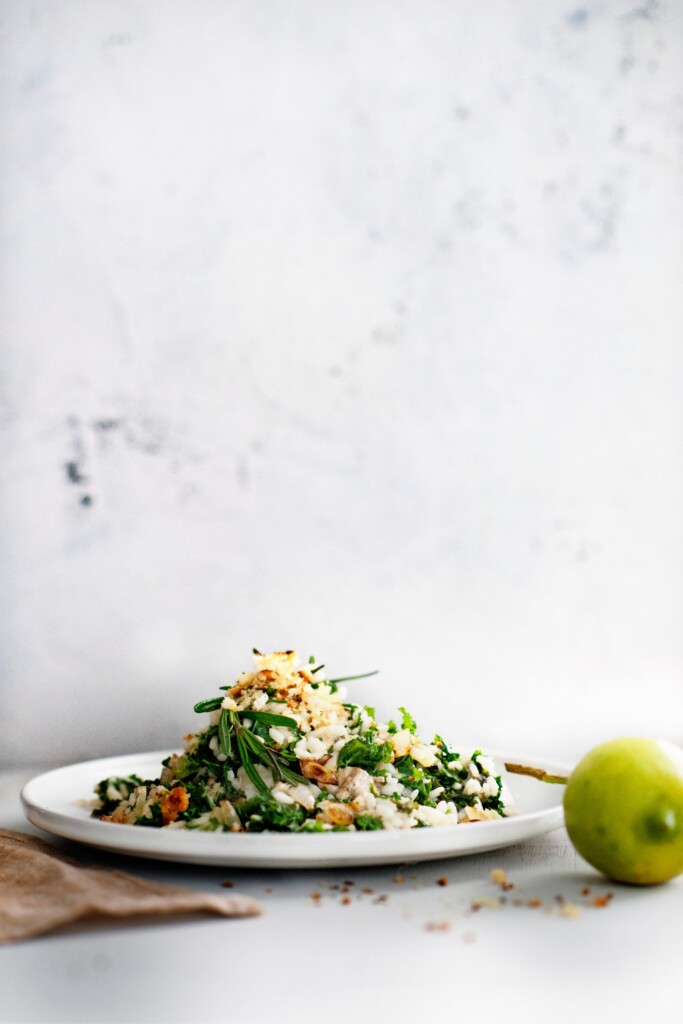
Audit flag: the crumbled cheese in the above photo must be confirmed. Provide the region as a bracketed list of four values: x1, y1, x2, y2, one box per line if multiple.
[411, 742, 438, 768]
[392, 729, 412, 757]
[273, 788, 295, 805]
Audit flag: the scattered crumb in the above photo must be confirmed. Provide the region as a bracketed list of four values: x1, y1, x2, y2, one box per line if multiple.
[555, 894, 566, 905]
[373, 894, 388, 904]
[425, 920, 451, 932]
[221, 881, 234, 888]
[593, 893, 614, 908]
[341, 896, 351, 906]
[527, 899, 543, 908]
[513, 899, 524, 907]
[264, 887, 272, 894]
[310, 892, 322, 902]
[581, 887, 591, 896]
[560, 902, 581, 919]
[463, 930, 477, 944]
[341, 886, 349, 894]
[330, 884, 340, 891]
[490, 868, 514, 891]
[343, 880, 354, 886]
[437, 876, 449, 887]
[394, 874, 405, 884]
[361, 886, 374, 894]
[471, 897, 501, 911]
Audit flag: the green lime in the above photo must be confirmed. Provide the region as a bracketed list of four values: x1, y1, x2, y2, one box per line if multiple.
[563, 738, 683, 885]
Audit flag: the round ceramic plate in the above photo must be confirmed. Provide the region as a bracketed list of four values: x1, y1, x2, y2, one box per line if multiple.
[22, 749, 568, 868]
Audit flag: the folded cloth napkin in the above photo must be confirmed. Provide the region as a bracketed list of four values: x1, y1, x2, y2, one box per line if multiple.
[0, 829, 260, 944]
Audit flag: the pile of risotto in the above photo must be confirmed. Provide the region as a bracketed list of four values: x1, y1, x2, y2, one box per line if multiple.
[93, 650, 513, 833]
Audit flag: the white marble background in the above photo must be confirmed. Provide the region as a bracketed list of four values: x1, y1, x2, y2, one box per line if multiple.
[1, 0, 681, 768]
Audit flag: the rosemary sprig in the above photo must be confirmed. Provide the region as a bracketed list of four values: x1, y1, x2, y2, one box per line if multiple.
[240, 710, 300, 732]
[236, 731, 270, 796]
[218, 709, 232, 759]
[193, 696, 223, 713]
[328, 670, 379, 684]
[277, 761, 308, 786]
[194, 699, 299, 732]
[237, 721, 305, 786]
[205, 706, 307, 796]
[192, 663, 379, 797]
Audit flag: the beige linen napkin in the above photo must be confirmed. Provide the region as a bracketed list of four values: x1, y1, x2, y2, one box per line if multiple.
[0, 829, 260, 944]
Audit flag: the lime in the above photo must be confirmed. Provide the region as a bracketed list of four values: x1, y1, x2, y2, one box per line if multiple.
[563, 738, 683, 885]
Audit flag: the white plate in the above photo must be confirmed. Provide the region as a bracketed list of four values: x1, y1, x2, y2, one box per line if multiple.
[22, 749, 568, 868]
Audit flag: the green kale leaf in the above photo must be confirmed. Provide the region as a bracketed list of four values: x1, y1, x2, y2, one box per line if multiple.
[238, 796, 308, 832]
[399, 706, 418, 734]
[354, 814, 383, 830]
[337, 736, 393, 772]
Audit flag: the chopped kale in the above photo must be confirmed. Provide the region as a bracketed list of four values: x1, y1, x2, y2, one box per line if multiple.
[222, 766, 239, 798]
[171, 755, 199, 781]
[433, 734, 461, 767]
[354, 814, 383, 830]
[179, 780, 216, 822]
[399, 706, 418, 734]
[337, 736, 393, 772]
[238, 796, 308, 832]
[135, 803, 164, 827]
[393, 756, 433, 803]
[92, 774, 146, 818]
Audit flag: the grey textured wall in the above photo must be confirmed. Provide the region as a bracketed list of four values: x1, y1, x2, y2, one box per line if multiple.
[1, 0, 682, 767]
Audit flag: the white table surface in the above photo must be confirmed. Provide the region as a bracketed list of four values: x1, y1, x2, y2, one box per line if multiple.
[1, 767, 681, 1024]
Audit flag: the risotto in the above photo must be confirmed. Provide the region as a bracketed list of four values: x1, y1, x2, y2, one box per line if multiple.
[92, 650, 513, 833]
